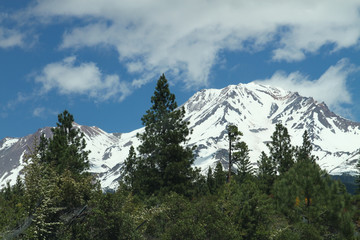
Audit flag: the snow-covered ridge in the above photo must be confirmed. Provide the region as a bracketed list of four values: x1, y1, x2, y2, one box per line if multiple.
[0, 138, 19, 151]
[1, 82, 360, 190]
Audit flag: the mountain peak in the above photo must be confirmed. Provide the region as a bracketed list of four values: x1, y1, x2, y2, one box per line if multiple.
[1, 82, 360, 190]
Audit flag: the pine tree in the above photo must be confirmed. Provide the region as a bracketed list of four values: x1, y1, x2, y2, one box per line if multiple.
[226, 124, 242, 182]
[23, 146, 63, 239]
[122, 146, 137, 190]
[41, 110, 90, 177]
[267, 123, 294, 175]
[226, 124, 252, 183]
[273, 160, 354, 237]
[296, 130, 317, 163]
[206, 167, 216, 194]
[135, 74, 198, 196]
[213, 162, 226, 190]
[233, 141, 253, 183]
[257, 151, 276, 195]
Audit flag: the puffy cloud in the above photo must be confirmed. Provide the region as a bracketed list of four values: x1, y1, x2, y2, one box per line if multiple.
[255, 58, 358, 115]
[27, 0, 360, 88]
[35, 56, 131, 101]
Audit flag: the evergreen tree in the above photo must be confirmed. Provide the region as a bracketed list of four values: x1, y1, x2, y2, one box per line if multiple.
[267, 123, 294, 175]
[219, 180, 274, 239]
[296, 130, 317, 163]
[22, 144, 63, 239]
[233, 141, 253, 183]
[134, 74, 198, 196]
[206, 167, 216, 194]
[273, 160, 355, 238]
[226, 124, 242, 182]
[41, 110, 90, 177]
[122, 146, 137, 190]
[3, 110, 97, 238]
[257, 151, 276, 195]
[213, 162, 226, 190]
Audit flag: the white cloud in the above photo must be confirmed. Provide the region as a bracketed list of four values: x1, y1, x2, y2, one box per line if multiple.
[32, 107, 58, 118]
[255, 58, 358, 115]
[32, 107, 45, 117]
[27, 0, 360, 88]
[35, 56, 131, 101]
[0, 27, 23, 48]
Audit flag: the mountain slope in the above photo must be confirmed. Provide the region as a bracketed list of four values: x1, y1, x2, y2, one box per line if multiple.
[1, 82, 359, 190]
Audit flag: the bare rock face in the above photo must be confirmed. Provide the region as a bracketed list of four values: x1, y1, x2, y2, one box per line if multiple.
[1, 82, 360, 190]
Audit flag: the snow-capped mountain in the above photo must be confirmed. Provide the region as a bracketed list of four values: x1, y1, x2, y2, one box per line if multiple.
[1, 82, 360, 190]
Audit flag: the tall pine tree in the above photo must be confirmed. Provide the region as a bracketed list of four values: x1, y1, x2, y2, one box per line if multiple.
[267, 123, 294, 175]
[296, 130, 317, 164]
[132, 74, 198, 196]
[40, 110, 90, 177]
[226, 124, 242, 182]
[257, 151, 276, 195]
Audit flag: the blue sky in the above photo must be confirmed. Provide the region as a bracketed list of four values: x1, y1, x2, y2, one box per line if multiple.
[1, 0, 360, 139]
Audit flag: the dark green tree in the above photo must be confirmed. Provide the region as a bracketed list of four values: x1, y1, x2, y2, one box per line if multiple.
[257, 151, 276, 195]
[206, 167, 215, 194]
[296, 130, 317, 163]
[67, 190, 140, 240]
[273, 160, 355, 238]
[219, 180, 274, 239]
[122, 146, 137, 190]
[41, 110, 90, 177]
[267, 123, 294, 175]
[226, 124, 242, 182]
[3, 111, 97, 239]
[213, 162, 226, 191]
[134, 74, 198, 197]
[233, 141, 253, 183]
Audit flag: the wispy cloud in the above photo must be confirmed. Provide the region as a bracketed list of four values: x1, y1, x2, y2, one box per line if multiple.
[32, 107, 58, 118]
[255, 58, 358, 117]
[32, 107, 45, 117]
[34, 56, 131, 101]
[0, 27, 24, 48]
[24, 0, 360, 89]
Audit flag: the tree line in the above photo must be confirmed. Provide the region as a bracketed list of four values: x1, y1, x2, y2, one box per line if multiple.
[1, 74, 360, 239]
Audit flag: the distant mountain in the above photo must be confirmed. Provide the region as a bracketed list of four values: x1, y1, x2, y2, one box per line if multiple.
[1, 82, 360, 190]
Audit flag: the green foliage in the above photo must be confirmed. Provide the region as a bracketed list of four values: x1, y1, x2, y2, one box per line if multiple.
[227, 124, 243, 181]
[126, 74, 199, 197]
[1, 92, 360, 239]
[144, 193, 206, 240]
[267, 123, 295, 175]
[257, 151, 276, 195]
[40, 110, 90, 177]
[122, 146, 137, 190]
[64, 190, 140, 240]
[296, 130, 317, 163]
[225, 124, 253, 183]
[0, 178, 27, 236]
[218, 180, 274, 239]
[23, 152, 63, 239]
[233, 141, 253, 183]
[273, 160, 356, 238]
[212, 162, 227, 192]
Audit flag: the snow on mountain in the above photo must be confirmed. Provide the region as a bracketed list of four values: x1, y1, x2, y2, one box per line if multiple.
[0, 82, 359, 190]
[184, 82, 360, 175]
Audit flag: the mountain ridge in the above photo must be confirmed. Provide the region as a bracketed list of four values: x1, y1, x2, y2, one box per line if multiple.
[1, 82, 359, 190]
